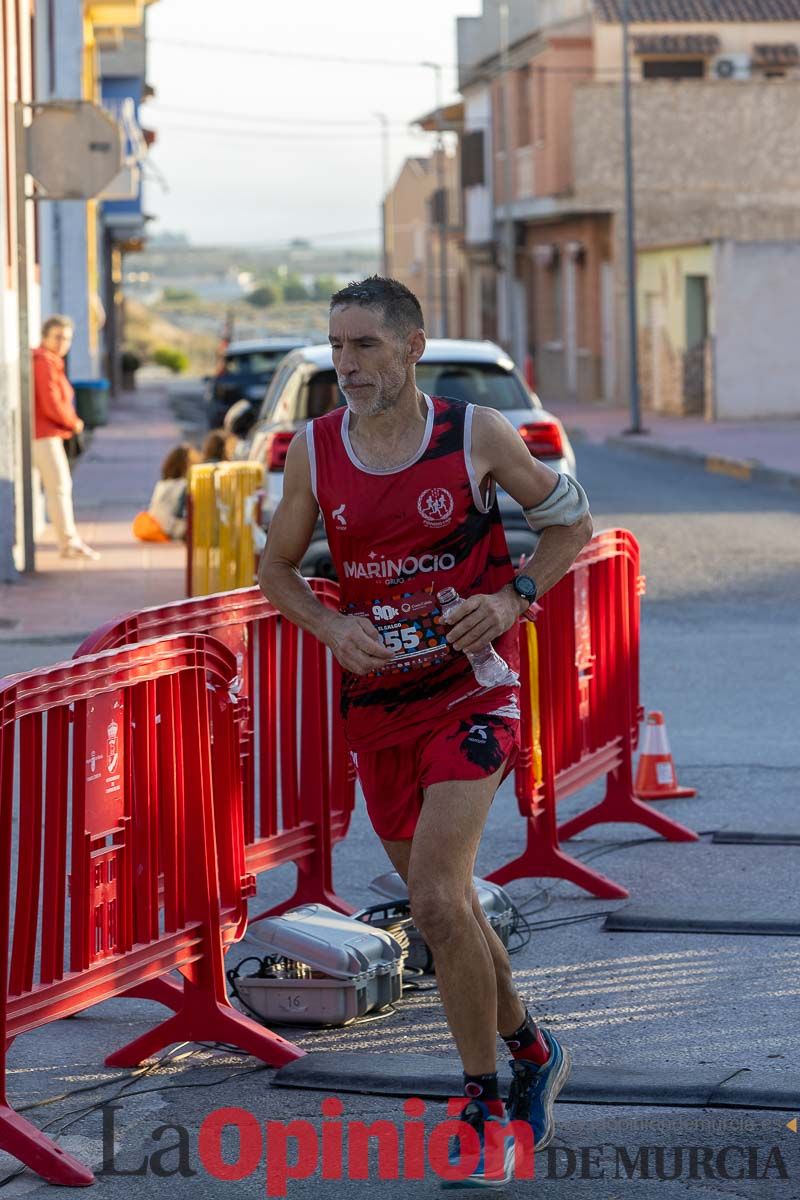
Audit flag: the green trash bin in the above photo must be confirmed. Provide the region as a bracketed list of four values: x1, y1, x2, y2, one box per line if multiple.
[72, 378, 110, 429]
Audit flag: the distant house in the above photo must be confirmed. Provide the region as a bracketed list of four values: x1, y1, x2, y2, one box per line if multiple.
[454, 0, 800, 414]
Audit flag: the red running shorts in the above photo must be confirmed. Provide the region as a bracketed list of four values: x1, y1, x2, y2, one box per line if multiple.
[354, 685, 521, 842]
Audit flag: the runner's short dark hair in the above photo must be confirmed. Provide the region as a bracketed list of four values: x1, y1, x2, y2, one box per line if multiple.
[330, 276, 425, 337]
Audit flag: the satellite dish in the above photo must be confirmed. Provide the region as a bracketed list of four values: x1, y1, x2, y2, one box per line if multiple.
[26, 101, 123, 199]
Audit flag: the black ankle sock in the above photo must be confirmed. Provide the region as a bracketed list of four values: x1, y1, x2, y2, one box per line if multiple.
[463, 1071, 500, 1103]
[501, 1009, 549, 1063]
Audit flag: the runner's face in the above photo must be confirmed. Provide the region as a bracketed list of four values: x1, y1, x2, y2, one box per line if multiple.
[329, 305, 409, 416]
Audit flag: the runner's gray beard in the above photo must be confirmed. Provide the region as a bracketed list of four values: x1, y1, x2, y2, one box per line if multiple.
[339, 356, 406, 416]
[343, 388, 394, 416]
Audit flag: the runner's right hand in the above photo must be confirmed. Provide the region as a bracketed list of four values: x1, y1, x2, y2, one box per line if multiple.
[322, 614, 395, 676]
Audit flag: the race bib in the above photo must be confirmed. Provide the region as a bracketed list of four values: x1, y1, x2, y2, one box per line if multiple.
[345, 589, 455, 675]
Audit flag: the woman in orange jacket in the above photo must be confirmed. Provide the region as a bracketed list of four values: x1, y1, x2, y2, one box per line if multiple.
[32, 315, 99, 560]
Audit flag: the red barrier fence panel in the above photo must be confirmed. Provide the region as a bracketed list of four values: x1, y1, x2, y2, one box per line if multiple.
[0, 636, 302, 1187]
[555, 532, 696, 844]
[487, 621, 629, 899]
[75, 583, 356, 917]
[488, 529, 696, 896]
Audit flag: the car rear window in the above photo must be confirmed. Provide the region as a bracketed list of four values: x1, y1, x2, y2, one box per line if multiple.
[416, 363, 534, 411]
[224, 350, 289, 376]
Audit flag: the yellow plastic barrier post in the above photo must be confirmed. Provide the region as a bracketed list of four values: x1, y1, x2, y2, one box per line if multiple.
[188, 462, 265, 597]
[188, 464, 218, 596]
[524, 620, 543, 791]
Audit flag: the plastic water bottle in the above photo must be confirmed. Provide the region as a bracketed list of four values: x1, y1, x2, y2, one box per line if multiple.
[437, 587, 519, 689]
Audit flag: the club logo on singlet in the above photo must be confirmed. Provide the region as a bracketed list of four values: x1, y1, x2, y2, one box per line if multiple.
[417, 486, 454, 529]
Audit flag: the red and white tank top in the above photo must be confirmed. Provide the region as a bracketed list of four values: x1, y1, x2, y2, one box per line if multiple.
[307, 395, 519, 752]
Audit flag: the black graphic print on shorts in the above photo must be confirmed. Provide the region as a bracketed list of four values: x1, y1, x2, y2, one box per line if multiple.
[450, 711, 516, 774]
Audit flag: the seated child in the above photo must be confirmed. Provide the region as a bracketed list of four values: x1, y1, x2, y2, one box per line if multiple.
[133, 443, 199, 542]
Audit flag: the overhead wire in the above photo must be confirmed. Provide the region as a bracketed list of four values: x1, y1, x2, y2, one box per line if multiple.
[150, 35, 458, 71]
[150, 36, 634, 79]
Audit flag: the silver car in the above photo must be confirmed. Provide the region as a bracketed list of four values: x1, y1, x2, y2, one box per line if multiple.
[239, 339, 576, 577]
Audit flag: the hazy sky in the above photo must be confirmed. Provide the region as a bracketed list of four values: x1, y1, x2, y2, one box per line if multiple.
[145, 1, 482, 246]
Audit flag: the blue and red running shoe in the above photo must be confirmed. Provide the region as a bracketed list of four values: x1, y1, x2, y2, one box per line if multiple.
[506, 1029, 571, 1150]
[441, 1099, 517, 1189]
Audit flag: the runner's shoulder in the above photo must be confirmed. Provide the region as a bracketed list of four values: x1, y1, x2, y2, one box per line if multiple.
[283, 428, 312, 483]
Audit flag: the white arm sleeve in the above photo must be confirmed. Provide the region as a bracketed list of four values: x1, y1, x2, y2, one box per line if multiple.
[523, 473, 590, 532]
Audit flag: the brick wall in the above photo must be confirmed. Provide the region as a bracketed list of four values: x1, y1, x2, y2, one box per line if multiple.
[573, 80, 800, 404]
[574, 80, 800, 244]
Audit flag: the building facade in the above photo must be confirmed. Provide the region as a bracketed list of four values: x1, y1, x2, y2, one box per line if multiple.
[383, 146, 464, 338]
[1, 0, 37, 581]
[455, 0, 800, 414]
[36, 0, 155, 390]
[1, 0, 156, 580]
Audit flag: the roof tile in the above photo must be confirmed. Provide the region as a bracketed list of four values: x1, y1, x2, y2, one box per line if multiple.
[595, 0, 800, 21]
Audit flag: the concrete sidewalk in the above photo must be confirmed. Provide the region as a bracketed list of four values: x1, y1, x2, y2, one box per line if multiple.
[0, 385, 187, 665]
[548, 401, 800, 490]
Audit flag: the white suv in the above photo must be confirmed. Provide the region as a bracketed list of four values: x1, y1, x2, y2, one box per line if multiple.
[238, 339, 576, 577]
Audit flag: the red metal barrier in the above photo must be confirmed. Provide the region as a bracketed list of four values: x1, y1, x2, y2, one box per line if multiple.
[76, 583, 356, 918]
[488, 529, 697, 897]
[0, 635, 302, 1186]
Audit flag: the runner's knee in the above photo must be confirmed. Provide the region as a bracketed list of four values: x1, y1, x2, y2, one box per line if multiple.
[409, 882, 472, 945]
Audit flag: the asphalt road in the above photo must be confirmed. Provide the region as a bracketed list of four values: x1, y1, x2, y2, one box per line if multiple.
[3, 438, 800, 1198]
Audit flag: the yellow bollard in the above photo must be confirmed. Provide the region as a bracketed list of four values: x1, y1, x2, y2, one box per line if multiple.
[188, 462, 265, 596]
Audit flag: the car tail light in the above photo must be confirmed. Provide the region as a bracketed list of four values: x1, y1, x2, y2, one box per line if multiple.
[264, 431, 294, 471]
[517, 421, 564, 459]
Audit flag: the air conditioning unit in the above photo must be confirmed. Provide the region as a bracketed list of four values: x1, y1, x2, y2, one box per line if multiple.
[712, 53, 751, 80]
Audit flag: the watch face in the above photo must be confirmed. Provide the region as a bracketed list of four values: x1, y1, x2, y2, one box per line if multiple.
[515, 575, 536, 600]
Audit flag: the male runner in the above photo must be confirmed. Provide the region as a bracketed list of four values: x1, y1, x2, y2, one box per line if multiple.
[259, 277, 592, 1186]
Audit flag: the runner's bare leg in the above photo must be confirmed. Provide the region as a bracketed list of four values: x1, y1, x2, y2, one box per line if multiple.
[381, 764, 526, 1073]
[382, 831, 525, 1039]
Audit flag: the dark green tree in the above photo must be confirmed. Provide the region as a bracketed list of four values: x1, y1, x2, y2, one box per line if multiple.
[283, 274, 309, 302]
[246, 282, 278, 308]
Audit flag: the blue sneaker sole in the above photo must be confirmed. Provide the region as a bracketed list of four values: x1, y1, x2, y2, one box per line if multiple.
[534, 1043, 572, 1152]
[440, 1141, 516, 1188]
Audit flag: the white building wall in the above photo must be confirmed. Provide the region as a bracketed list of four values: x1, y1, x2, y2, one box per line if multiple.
[713, 240, 800, 419]
[464, 87, 493, 246]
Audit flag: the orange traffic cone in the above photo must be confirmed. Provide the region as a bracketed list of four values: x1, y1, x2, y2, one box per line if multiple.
[635, 711, 696, 800]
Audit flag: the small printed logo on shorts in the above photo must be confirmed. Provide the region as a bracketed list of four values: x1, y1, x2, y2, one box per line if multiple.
[332, 503, 347, 529]
[467, 723, 488, 743]
[417, 487, 454, 528]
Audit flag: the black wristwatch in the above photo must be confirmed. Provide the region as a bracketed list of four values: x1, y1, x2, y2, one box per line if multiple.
[512, 574, 537, 609]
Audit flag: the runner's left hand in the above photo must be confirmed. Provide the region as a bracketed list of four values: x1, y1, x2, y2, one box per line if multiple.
[442, 591, 521, 654]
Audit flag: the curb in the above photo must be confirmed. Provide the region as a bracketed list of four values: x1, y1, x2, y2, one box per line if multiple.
[603, 435, 800, 493]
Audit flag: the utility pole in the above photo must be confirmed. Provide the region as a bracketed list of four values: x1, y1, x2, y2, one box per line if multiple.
[621, 0, 643, 433]
[498, 4, 516, 358]
[373, 112, 390, 275]
[14, 102, 35, 573]
[422, 61, 448, 337]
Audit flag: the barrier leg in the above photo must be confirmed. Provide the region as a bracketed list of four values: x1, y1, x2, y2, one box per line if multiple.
[105, 976, 303, 1069]
[258, 639, 355, 917]
[121, 974, 185, 1013]
[486, 814, 630, 900]
[261, 864, 356, 918]
[558, 764, 698, 843]
[0, 1103, 94, 1186]
[488, 625, 630, 899]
